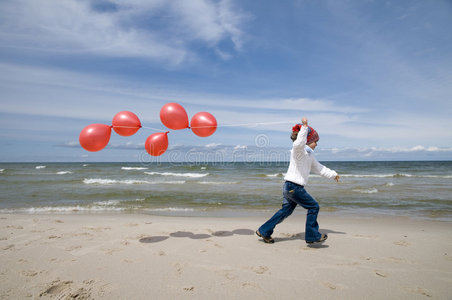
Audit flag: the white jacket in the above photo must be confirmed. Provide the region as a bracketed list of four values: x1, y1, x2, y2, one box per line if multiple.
[284, 125, 337, 186]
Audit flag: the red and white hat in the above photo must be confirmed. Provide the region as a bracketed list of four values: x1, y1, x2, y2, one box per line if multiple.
[291, 124, 319, 144]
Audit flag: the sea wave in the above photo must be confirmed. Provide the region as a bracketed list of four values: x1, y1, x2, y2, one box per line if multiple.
[35, 166, 46, 169]
[145, 207, 196, 212]
[56, 171, 73, 175]
[0, 169, 4, 173]
[198, 181, 239, 185]
[93, 200, 122, 206]
[144, 172, 209, 178]
[83, 178, 186, 185]
[266, 173, 285, 177]
[0, 206, 126, 214]
[353, 188, 378, 194]
[342, 173, 452, 178]
[121, 167, 148, 170]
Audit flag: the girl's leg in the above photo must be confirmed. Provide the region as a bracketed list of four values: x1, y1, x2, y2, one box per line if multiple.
[258, 199, 297, 237]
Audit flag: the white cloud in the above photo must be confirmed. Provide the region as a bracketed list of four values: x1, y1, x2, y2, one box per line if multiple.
[234, 145, 247, 150]
[205, 143, 222, 148]
[0, 0, 249, 64]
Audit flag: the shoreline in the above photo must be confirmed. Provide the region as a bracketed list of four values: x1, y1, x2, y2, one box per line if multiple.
[1, 213, 451, 299]
[1, 207, 451, 222]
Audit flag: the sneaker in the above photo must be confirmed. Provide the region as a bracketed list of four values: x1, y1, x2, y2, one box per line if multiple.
[306, 233, 328, 244]
[256, 230, 274, 244]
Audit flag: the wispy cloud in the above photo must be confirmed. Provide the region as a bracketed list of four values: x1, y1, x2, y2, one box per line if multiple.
[2, 61, 451, 146]
[0, 0, 249, 64]
[58, 139, 452, 161]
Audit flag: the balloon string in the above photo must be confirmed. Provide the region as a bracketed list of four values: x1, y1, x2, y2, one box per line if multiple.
[112, 125, 165, 132]
[113, 120, 294, 131]
[141, 126, 167, 132]
[191, 120, 294, 129]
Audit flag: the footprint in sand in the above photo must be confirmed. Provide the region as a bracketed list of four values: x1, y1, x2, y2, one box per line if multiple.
[252, 266, 269, 274]
[6, 225, 24, 230]
[205, 239, 224, 248]
[242, 282, 259, 288]
[322, 282, 337, 290]
[2, 244, 14, 250]
[353, 234, 378, 239]
[183, 286, 195, 292]
[120, 240, 130, 246]
[65, 245, 82, 251]
[103, 248, 122, 255]
[40, 279, 96, 299]
[394, 241, 410, 247]
[403, 287, 432, 298]
[174, 263, 183, 275]
[39, 280, 73, 297]
[21, 270, 39, 277]
[83, 226, 111, 232]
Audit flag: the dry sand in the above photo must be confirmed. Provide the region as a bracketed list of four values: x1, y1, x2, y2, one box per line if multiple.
[1, 213, 451, 299]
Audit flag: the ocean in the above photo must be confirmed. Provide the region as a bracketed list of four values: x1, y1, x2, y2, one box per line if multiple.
[0, 161, 451, 220]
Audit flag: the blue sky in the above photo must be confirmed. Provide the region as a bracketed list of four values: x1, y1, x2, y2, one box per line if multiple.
[1, 0, 451, 162]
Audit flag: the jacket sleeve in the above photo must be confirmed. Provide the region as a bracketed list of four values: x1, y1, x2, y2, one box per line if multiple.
[291, 125, 308, 159]
[293, 125, 308, 149]
[311, 158, 338, 179]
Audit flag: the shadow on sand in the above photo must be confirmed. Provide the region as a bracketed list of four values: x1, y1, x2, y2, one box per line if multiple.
[139, 228, 254, 244]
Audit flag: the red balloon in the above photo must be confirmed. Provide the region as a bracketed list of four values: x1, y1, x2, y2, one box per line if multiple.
[190, 112, 217, 137]
[160, 103, 189, 130]
[145, 132, 169, 156]
[112, 111, 141, 136]
[79, 124, 112, 152]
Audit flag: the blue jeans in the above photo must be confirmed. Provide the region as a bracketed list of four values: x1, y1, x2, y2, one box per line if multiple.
[258, 181, 321, 242]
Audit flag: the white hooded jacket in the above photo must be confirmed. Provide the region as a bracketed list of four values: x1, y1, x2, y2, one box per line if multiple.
[284, 125, 337, 186]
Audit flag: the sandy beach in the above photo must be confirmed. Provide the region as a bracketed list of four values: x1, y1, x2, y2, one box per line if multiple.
[1, 213, 451, 299]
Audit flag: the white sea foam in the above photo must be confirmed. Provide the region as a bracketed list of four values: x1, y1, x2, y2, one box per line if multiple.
[266, 173, 284, 177]
[146, 207, 195, 212]
[121, 167, 148, 170]
[83, 178, 186, 185]
[353, 188, 378, 194]
[385, 182, 395, 186]
[201, 167, 207, 170]
[56, 171, 73, 175]
[343, 174, 395, 178]
[343, 173, 452, 178]
[93, 200, 122, 206]
[84, 178, 118, 185]
[144, 172, 209, 178]
[0, 206, 126, 214]
[35, 166, 46, 169]
[198, 181, 239, 185]
[0, 169, 4, 173]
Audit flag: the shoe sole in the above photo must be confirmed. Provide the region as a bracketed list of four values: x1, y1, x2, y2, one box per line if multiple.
[306, 234, 328, 244]
[256, 230, 274, 244]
